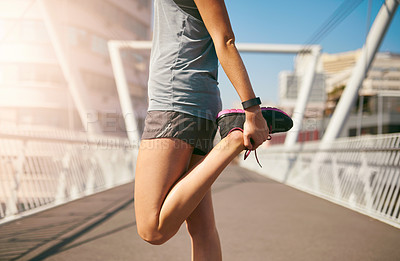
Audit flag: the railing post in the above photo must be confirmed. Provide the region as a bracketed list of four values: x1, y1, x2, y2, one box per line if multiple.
[0, 132, 135, 225]
[7, 142, 26, 216]
[84, 157, 96, 196]
[55, 151, 70, 204]
[360, 154, 370, 210]
[331, 154, 342, 200]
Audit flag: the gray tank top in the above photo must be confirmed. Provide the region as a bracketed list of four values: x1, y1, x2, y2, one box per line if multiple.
[147, 0, 222, 121]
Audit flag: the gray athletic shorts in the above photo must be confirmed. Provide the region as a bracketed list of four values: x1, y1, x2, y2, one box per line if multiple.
[141, 110, 218, 155]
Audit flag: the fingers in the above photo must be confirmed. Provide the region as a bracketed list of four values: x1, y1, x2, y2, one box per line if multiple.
[243, 133, 252, 150]
[243, 131, 272, 150]
[244, 134, 263, 150]
[243, 115, 272, 150]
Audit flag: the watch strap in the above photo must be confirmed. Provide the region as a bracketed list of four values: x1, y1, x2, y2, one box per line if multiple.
[242, 97, 261, 109]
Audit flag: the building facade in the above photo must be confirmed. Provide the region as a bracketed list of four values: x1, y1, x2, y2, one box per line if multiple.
[279, 49, 400, 139]
[279, 53, 326, 119]
[0, 0, 152, 136]
[323, 51, 400, 136]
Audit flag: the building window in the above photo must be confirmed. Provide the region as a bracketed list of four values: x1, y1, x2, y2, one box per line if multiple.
[0, 19, 49, 43]
[67, 27, 90, 49]
[20, 20, 49, 43]
[91, 35, 108, 56]
[121, 50, 146, 68]
[71, 0, 149, 39]
[0, 64, 65, 85]
[67, 26, 111, 58]
[81, 70, 116, 95]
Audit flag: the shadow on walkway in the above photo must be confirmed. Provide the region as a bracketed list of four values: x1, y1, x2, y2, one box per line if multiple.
[1, 164, 399, 261]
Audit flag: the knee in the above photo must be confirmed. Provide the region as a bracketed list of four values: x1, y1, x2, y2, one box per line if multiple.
[137, 225, 167, 245]
[137, 218, 176, 245]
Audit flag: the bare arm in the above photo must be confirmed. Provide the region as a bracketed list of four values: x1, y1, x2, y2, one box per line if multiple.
[194, 0, 269, 149]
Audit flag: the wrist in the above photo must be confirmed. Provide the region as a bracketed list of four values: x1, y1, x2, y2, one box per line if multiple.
[242, 97, 261, 110]
[244, 104, 261, 113]
[244, 105, 261, 119]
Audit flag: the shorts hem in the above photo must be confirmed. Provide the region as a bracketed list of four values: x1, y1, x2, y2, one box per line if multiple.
[141, 110, 217, 155]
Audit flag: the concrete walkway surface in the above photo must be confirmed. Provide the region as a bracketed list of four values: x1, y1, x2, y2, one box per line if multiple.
[1, 164, 400, 261]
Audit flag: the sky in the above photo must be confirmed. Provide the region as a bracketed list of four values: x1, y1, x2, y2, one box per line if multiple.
[217, 0, 400, 108]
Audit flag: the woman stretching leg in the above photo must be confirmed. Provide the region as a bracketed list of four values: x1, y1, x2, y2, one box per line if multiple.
[134, 0, 281, 260]
[135, 131, 244, 246]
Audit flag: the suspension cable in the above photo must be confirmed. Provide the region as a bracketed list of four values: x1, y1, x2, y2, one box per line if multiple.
[303, 0, 365, 50]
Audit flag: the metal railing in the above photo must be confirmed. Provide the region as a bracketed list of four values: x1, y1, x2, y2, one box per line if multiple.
[240, 133, 400, 228]
[0, 127, 136, 224]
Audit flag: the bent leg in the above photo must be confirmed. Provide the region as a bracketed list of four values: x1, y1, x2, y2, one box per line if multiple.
[134, 138, 195, 244]
[135, 131, 244, 245]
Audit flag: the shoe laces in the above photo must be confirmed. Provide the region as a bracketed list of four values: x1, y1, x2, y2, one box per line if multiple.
[244, 149, 262, 167]
[227, 127, 271, 168]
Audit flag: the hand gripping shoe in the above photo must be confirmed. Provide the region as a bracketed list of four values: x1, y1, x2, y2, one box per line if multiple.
[216, 107, 293, 167]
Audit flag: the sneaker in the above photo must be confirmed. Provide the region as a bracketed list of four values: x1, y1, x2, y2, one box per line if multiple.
[216, 107, 293, 139]
[216, 107, 293, 167]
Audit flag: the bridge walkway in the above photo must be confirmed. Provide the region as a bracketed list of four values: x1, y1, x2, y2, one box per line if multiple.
[1, 164, 399, 261]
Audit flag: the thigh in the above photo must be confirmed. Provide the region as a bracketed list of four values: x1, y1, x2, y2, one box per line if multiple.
[186, 154, 217, 234]
[134, 138, 194, 227]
